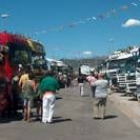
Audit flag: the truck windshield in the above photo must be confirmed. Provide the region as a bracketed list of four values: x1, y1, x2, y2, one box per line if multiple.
[125, 58, 136, 73]
[108, 59, 126, 69]
[9, 49, 30, 66]
[137, 59, 140, 68]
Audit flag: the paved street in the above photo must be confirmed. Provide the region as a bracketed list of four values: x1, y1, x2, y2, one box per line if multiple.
[0, 84, 140, 140]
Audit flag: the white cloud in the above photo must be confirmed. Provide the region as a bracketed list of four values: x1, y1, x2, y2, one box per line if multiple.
[82, 51, 93, 56]
[122, 19, 140, 28]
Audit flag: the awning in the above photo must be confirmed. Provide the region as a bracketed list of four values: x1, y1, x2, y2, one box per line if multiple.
[27, 39, 36, 52]
[27, 39, 45, 55]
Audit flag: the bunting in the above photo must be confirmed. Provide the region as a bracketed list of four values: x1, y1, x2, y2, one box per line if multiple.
[29, 0, 140, 36]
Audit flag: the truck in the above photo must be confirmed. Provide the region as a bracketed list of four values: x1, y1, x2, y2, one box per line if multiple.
[117, 48, 140, 101]
[0, 32, 47, 115]
[99, 51, 132, 87]
[79, 65, 91, 76]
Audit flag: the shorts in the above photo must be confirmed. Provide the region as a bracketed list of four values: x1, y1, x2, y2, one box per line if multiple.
[23, 98, 33, 108]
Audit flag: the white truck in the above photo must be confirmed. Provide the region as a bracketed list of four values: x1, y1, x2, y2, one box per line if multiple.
[79, 65, 91, 76]
[115, 48, 140, 101]
[100, 48, 140, 101]
[100, 52, 131, 87]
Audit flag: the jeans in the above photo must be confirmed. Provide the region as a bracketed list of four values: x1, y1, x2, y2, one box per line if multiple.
[42, 94, 56, 123]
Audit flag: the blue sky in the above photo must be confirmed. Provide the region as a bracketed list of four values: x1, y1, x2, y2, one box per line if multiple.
[0, 0, 140, 59]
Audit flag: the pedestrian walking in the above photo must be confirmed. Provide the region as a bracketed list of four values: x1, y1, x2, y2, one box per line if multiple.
[77, 75, 84, 96]
[35, 75, 47, 121]
[38, 71, 59, 124]
[18, 69, 29, 90]
[92, 73, 109, 119]
[86, 72, 97, 98]
[22, 73, 36, 122]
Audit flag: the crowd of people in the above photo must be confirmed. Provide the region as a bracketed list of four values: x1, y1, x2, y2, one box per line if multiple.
[0, 67, 75, 122]
[0, 67, 112, 123]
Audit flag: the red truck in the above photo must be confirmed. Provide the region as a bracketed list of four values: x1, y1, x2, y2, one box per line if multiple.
[0, 32, 46, 116]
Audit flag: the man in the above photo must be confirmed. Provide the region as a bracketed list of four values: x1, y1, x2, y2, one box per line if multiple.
[92, 73, 109, 119]
[38, 71, 59, 124]
[86, 72, 97, 98]
[77, 75, 84, 96]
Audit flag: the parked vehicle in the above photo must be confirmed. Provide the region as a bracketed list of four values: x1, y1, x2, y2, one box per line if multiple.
[0, 32, 46, 115]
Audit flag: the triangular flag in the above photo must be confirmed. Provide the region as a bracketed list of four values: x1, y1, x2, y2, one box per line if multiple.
[121, 5, 128, 10]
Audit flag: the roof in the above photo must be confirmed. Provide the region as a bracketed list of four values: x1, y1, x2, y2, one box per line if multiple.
[0, 32, 46, 55]
[27, 39, 45, 55]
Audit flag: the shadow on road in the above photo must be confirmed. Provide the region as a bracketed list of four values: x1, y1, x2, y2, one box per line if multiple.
[0, 112, 22, 124]
[104, 115, 117, 120]
[52, 116, 72, 123]
[128, 98, 137, 101]
[56, 96, 63, 100]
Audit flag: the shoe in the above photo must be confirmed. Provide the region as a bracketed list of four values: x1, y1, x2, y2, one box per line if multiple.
[27, 119, 32, 122]
[22, 118, 27, 121]
[93, 117, 100, 120]
[100, 117, 105, 120]
[47, 121, 53, 124]
[41, 120, 47, 124]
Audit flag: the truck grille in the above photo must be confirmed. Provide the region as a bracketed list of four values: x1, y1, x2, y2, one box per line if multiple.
[127, 75, 136, 80]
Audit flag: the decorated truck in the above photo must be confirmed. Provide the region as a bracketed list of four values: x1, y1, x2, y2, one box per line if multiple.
[0, 32, 46, 115]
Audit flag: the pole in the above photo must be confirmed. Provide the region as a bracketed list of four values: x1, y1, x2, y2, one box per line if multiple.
[109, 38, 114, 54]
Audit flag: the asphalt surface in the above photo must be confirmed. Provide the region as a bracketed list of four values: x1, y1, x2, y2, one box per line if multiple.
[0, 84, 140, 140]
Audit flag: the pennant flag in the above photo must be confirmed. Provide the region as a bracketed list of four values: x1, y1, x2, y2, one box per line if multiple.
[111, 9, 117, 15]
[86, 17, 92, 21]
[92, 16, 97, 20]
[106, 12, 110, 18]
[32, 0, 139, 36]
[121, 5, 128, 10]
[80, 21, 86, 24]
[35, 31, 40, 35]
[131, 2, 138, 6]
[98, 14, 104, 19]
[58, 26, 64, 31]
[76, 20, 85, 24]
[69, 23, 76, 28]
[41, 30, 47, 33]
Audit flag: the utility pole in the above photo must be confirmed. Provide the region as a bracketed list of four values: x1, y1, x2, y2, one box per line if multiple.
[109, 38, 114, 54]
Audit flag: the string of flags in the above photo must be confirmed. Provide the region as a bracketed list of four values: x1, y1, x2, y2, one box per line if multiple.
[32, 0, 140, 35]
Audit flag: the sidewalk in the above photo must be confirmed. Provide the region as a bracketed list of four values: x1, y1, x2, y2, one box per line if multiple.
[109, 92, 140, 128]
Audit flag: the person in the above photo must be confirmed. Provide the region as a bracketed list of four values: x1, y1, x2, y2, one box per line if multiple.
[38, 71, 59, 124]
[18, 69, 29, 90]
[77, 75, 84, 96]
[92, 73, 109, 119]
[11, 72, 21, 116]
[22, 73, 36, 122]
[86, 72, 97, 98]
[35, 75, 46, 121]
[18, 64, 23, 73]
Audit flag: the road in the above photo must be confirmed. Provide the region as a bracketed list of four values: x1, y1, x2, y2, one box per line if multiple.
[0, 84, 140, 140]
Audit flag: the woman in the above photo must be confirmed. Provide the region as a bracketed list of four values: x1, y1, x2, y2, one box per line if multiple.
[22, 73, 36, 122]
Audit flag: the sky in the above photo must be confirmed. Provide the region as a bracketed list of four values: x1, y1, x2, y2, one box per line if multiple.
[0, 0, 140, 59]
